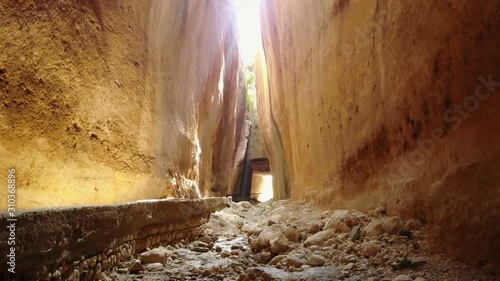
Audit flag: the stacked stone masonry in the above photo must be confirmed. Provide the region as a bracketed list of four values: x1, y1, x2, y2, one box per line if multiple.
[0, 198, 228, 281]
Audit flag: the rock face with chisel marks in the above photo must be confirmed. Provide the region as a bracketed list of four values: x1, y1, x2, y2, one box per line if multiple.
[256, 0, 500, 270]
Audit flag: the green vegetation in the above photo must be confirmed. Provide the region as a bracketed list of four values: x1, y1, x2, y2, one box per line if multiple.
[244, 64, 257, 113]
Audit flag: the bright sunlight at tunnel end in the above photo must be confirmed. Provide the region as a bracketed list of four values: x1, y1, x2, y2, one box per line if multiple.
[234, 0, 262, 64]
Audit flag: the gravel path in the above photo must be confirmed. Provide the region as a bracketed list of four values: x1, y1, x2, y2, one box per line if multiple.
[104, 200, 499, 281]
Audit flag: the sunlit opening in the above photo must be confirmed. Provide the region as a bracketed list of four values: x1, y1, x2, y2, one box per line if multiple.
[234, 0, 262, 64]
[251, 172, 273, 202]
[259, 174, 273, 202]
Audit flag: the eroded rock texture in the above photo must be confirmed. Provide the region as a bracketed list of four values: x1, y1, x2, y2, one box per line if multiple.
[257, 0, 500, 270]
[0, 0, 246, 209]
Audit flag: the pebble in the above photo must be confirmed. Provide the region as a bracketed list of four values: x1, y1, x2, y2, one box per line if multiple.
[255, 252, 273, 264]
[283, 256, 305, 268]
[192, 241, 209, 248]
[350, 226, 361, 241]
[381, 217, 404, 235]
[269, 254, 287, 266]
[307, 254, 326, 266]
[393, 275, 413, 281]
[116, 268, 128, 274]
[220, 252, 231, 258]
[139, 249, 166, 264]
[145, 263, 163, 272]
[100, 201, 487, 281]
[370, 254, 384, 266]
[191, 247, 209, 253]
[361, 242, 382, 257]
[128, 260, 145, 273]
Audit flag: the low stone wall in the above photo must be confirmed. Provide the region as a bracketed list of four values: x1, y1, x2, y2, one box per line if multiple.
[0, 197, 229, 281]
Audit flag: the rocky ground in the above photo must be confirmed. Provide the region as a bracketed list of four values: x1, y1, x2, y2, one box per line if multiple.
[103, 200, 499, 281]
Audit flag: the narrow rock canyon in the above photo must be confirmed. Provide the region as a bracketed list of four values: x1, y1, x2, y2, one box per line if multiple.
[0, 0, 499, 280]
